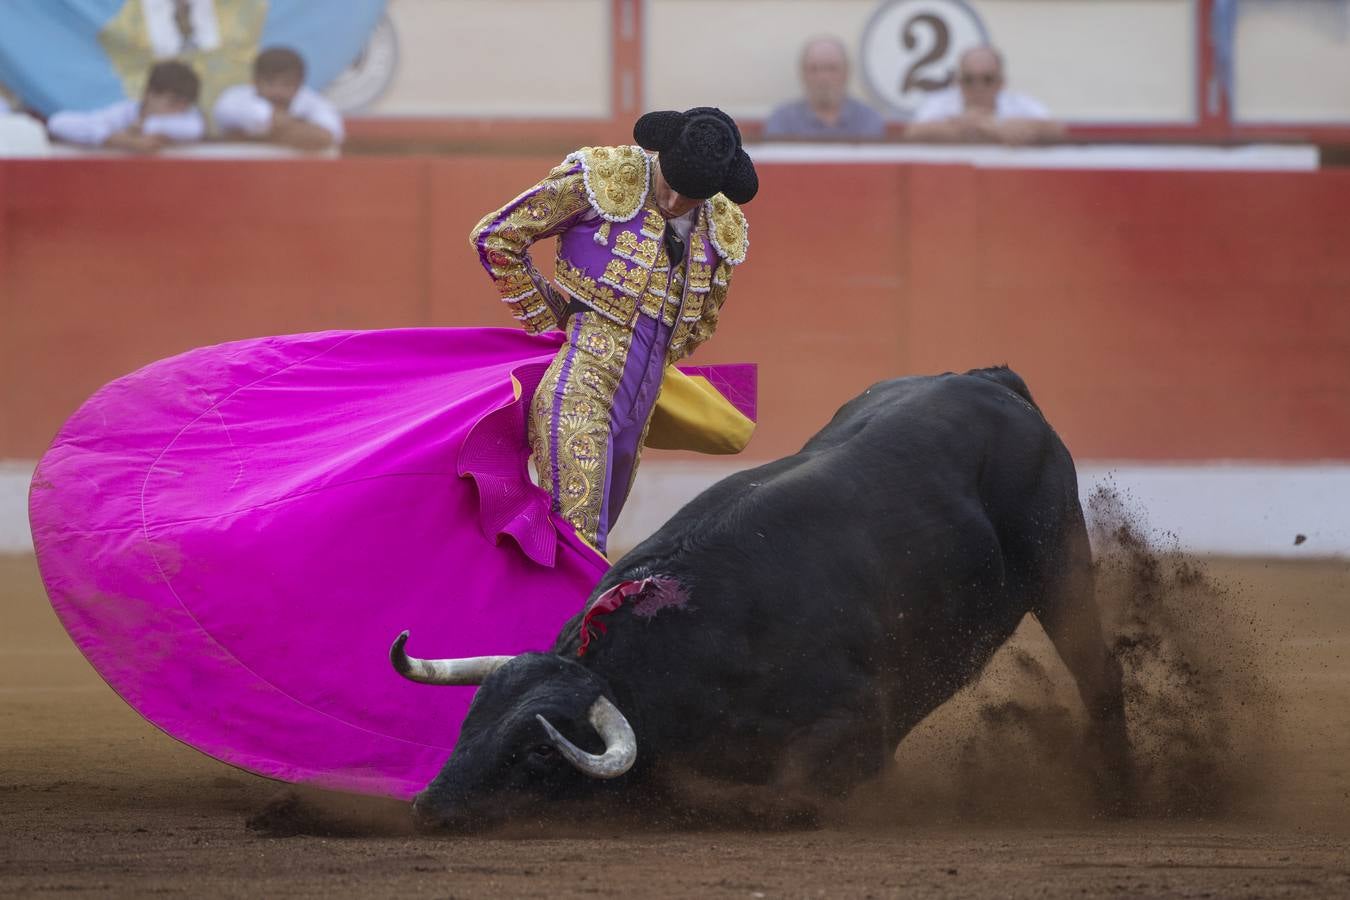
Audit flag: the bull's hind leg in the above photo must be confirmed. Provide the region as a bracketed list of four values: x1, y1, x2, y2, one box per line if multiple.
[1033, 525, 1132, 813]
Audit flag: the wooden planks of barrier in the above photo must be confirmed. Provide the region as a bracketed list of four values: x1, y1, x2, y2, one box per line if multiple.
[2, 157, 1347, 462]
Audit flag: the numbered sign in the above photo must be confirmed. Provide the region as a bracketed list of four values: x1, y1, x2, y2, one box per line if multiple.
[860, 0, 990, 117]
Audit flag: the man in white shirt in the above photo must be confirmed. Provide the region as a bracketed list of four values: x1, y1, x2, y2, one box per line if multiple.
[213, 47, 344, 152]
[905, 45, 1064, 146]
[47, 61, 204, 153]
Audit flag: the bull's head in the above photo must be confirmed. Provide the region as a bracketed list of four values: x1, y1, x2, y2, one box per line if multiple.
[390, 631, 637, 829]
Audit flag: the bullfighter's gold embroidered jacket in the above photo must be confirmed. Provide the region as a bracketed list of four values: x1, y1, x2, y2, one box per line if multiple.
[469, 145, 749, 360]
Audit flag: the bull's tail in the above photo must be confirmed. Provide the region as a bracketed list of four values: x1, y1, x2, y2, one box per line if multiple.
[967, 365, 1038, 410]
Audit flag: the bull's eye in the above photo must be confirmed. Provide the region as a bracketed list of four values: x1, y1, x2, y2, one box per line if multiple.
[525, 743, 560, 770]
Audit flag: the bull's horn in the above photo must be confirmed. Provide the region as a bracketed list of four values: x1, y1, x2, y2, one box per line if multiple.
[536, 695, 637, 779]
[389, 631, 512, 686]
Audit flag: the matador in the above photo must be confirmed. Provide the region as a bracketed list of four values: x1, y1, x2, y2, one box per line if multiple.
[471, 107, 757, 552]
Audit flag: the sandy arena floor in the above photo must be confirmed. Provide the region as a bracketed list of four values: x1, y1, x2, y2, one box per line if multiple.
[2, 548, 1348, 898]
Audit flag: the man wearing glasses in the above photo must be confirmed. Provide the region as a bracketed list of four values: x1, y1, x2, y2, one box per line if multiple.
[905, 45, 1063, 145]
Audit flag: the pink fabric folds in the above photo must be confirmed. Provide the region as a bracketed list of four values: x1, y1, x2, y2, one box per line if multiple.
[29, 328, 609, 799]
[677, 363, 758, 424]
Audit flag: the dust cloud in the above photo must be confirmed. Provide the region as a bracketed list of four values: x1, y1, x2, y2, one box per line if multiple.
[852, 484, 1280, 827]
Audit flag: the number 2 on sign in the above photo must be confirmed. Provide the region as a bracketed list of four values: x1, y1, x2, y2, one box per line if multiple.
[901, 13, 954, 93]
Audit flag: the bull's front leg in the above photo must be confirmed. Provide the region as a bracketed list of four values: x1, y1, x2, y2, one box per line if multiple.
[776, 707, 891, 799]
[654, 705, 890, 828]
[1035, 564, 1133, 814]
[652, 767, 824, 830]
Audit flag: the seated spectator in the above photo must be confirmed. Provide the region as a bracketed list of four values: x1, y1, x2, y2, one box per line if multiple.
[764, 36, 885, 140]
[47, 60, 204, 153]
[213, 47, 344, 151]
[905, 46, 1064, 145]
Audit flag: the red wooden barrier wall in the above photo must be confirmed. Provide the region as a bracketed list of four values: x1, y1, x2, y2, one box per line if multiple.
[3, 158, 1348, 461]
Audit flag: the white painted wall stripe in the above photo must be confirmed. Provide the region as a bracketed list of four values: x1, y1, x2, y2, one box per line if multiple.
[3, 459, 1346, 558]
[745, 143, 1320, 172]
[613, 461, 1350, 559]
[0, 461, 35, 553]
[1074, 463, 1350, 559]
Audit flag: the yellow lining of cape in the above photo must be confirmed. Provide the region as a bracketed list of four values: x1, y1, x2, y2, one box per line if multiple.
[644, 367, 755, 454]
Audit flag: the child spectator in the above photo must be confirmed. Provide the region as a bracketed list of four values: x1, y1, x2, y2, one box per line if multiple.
[213, 47, 344, 151]
[47, 60, 204, 153]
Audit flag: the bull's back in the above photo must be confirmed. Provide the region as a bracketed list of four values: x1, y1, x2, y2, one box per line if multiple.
[736, 371, 1063, 525]
[628, 368, 1072, 597]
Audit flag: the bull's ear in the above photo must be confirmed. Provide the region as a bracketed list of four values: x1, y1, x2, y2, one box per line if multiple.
[536, 696, 637, 779]
[390, 631, 513, 686]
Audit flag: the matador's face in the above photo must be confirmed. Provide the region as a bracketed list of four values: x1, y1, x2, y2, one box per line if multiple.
[652, 158, 700, 220]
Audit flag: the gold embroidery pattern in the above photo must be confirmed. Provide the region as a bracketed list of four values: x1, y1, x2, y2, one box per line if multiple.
[641, 209, 665, 239]
[679, 292, 705, 322]
[690, 232, 709, 264]
[639, 235, 680, 322]
[470, 165, 590, 334]
[640, 279, 668, 320]
[600, 260, 638, 298]
[546, 159, 746, 344]
[614, 234, 661, 270]
[686, 259, 713, 293]
[661, 271, 685, 326]
[565, 146, 650, 222]
[528, 316, 634, 548]
[555, 259, 632, 325]
[599, 257, 652, 300]
[674, 262, 733, 361]
[491, 269, 535, 296]
[704, 195, 750, 265]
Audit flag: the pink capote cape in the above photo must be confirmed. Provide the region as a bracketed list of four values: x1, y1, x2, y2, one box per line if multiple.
[29, 328, 615, 799]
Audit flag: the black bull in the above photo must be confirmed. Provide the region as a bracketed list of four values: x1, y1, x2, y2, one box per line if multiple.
[392, 367, 1129, 828]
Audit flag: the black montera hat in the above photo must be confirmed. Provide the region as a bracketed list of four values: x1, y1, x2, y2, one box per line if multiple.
[633, 107, 758, 204]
